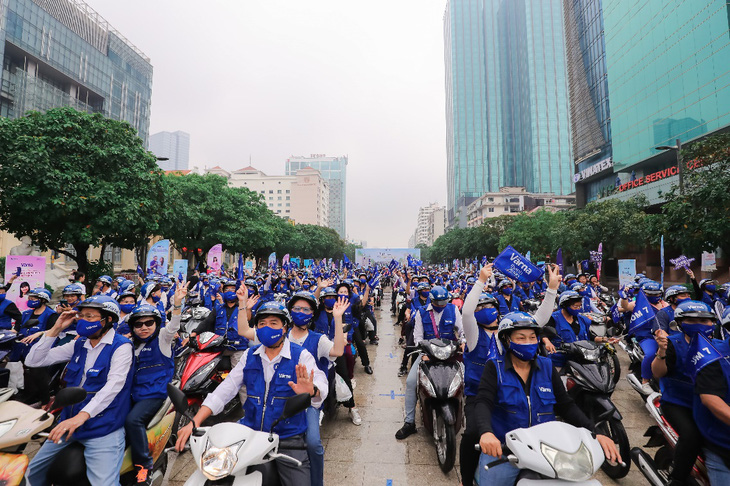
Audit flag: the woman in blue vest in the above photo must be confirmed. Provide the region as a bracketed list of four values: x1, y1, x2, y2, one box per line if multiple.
[496, 280, 521, 315]
[474, 312, 620, 485]
[125, 284, 184, 485]
[0, 282, 22, 331]
[542, 291, 592, 367]
[140, 282, 166, 327]
[25, 295, 134, 486]
[175, 301, 328, 486]
[652, 300, 712, 486]
[335, 281, 372, 377]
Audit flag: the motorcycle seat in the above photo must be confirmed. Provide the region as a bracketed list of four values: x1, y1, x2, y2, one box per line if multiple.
[147, 397, 172, 429]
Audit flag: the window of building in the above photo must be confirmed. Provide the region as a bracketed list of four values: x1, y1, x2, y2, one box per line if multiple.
[285, 210, 290, 213]
[269, 190, 273, 193]
[277, 190, 282, 194]
[285, 190, 290, 194]
[488, 208, 494, 213]
[278, 203, 282, 207]
[488, 197, 494, 202]
[286, 203, 290, 207]
[286, 196, 290, 200]
[278, 196, 282, 200]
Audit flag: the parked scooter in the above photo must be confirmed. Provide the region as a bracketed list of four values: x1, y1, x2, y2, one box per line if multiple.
[630, 392, 710, 486]
[180, 295, 211, 336]
[476, 421, 607, 485]
[168, 383, 312, 485]
[416, 338, 464, 473]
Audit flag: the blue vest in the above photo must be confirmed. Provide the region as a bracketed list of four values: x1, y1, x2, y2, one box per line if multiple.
[314, 312, 335, 341]
[156, 301, 167, 327]
[659, 334, 694, 408]
[419, 304, 457, 341]
[693, 340, 730, 450]
[0, 299, 13, 330]
[548, 311, 590, 367]
[464, 329, 496, 396]
[132, 336, 175, 402]
[581, 296, 592, 313]
[61, 333, 134, 440]
[497, 295, 520, 315]
[116, 315, 131, 337]
[215, 305, 248, 351]
[241, 343, 308, 439]
[293, 330, 330, 375]
[491, 355, 556, 442]
[12, 307, 56, 361]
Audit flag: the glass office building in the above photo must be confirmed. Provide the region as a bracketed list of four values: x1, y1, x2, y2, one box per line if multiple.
[0, 0, 153, 145]
[445, 0, 573, 227]
[603, 0, 730, 172]
[285, 155, 347, 238]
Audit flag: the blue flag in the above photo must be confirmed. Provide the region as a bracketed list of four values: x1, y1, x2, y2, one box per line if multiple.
[609, 303, 621, 325]
[688, 333, 725, 380]
[487, 333, 501, 360]
[136, 264, 144, 277]
[628, 290, 656, 334]
[343, 253, 351, 269]
[525, 251, 531, 262]
[555, 248, 563, 273]
[388, 259, 399, 272]
[493, 246, 544, 283]
[237, 254, 244, 281]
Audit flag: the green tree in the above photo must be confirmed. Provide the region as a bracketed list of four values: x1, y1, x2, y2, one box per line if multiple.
[661, 132, 730, 255]
[0, 108, 164, 275]
[498, 210, 567, 261]
[344, 242, 362, 262]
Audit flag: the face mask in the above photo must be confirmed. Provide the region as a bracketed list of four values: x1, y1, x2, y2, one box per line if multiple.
[151, 295, 161, 303]
[302, 284, 311, 291]
[705, 284, 716, 292]
[359, 278, 367, 284]
[681, 323, 714, 339]
[291, 311, 313, 328]
[419, 290, 430, 298]
[0, 294, 5, 302]
[647, 295, 661, 304]
[502, 287, 513, 296]
[223, 291, 237, 302]
[566, 307, 581, 317]
[257, 326, 284, 347]
[432, 303, 446, 311]
[475, 307, 499, 326]
[203, 281, 210, 286]
[675, 296, 690, 306]
[324, 298, 337, 309]
[119, 303, 135, 314]
[27, 300, 41, 309]
[510, 342, 538, 361]
[77, 318, 104, 337]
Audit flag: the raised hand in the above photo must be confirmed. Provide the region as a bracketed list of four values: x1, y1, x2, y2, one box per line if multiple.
[479, 263, 494, 284]
[547, 264, 562, 291]
[333, 296, 350, 318]
[236, 285, 249, 307]
[174, 282, 188, 307]
[288, 363, 315, 396]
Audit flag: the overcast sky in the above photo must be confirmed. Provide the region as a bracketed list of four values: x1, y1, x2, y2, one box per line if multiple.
[89, 0, 448, 248]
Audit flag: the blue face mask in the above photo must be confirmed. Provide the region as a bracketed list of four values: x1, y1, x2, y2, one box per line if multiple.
[77, 318, 104, 337]
[151, 295, 161, 303]
[0, 294, 5, 302]
[510, 342, 538, 361]
[675, 296, 690, 306]
[302, 284, 311, 291]
[257, 326, 284, 347]
[359, 278, 367, 284]
[27, 300, 41, 309]
[119, 303, 135, 314]
[223, 291, 237, 302]
[502, 287, 513, 296]
[324, 298, 337, 309]
[474, 307, 499, 327]
[419, 290, 430, 299]
[705, 284, 716, 293]
[291, 311, 313, 328]
[647, 295, 661, 304]
[567, 307, 581, 317]
[680, 323, 714, 339]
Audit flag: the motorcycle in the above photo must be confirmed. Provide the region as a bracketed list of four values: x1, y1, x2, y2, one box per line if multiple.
[543, 332, 630, 479]
[45, 392, 176, 486]
[168, 383, 312, 485]
[630, 392, 710, 486]
[416, 338, 464, 473]
[477, 421, 607, 485]
[0, 387, 86, 485]
[618, 333, 660, 399]
[180, 295, 211, 336]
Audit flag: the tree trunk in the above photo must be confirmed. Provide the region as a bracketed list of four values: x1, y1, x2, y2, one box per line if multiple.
[71, 243, 91, 276]
[135, 244, 149, 271]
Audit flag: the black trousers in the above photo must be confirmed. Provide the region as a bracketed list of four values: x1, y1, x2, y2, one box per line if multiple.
[352, 327, 369, 367]
[662, 401, 703, 482]
[460, 396, 480, 486]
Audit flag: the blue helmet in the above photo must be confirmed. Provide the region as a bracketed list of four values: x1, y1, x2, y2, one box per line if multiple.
[321, 286, 337, 299]
[77, 295, 120, 322]
[97, 275, 113, 286]
[497, 312, 539, 342]
[128, 304, 162, 326]
[477, 293, 499, 307]
[287, 291, 318, 316]
[29, 288, 52, 303]
[62, 284, 84, 296]
[416, 282, 431, 292]
[674, 300, 716, 321]
[140, 281, 160, 300]
[643, 281, 663, 296]
[429, 286, 448, 304]
[664, 285, 688, 301]
[118, 279, 136, 294]
[253, 301, 291, 327]
[558, 290, 582, 308]
[570, 282, 585, 292]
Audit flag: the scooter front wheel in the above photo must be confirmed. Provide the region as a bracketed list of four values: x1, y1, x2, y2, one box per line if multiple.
[433, 409, 456, 473]
[172, 402, 200, 440]
[597, 417, 631, 479]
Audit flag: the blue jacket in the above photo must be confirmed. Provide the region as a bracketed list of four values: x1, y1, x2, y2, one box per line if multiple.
[548, 310, 590, 366]
[693, 339, 730, 450]
[419, 304, 457, 341]
[314, 311, 335, 341]
[241, 343, 308, 439]
[61, 333, 134, 440]
[491, 354, 556, 442]
[497, 294, 520, 315]
[464, 329, 498, 396]
[292, 330, 330, 375]
[132, 336, 175, 402]
[0, 299, 13, 330]
[11, 307, 56, 361]
[659, 334, 694, 408]
[215, 305, 248, 351]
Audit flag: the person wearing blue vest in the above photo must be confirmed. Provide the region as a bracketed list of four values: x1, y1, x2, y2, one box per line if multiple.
[654, 285, 691, 335]
[496, 280, 521, 315]
[698, 278, 720, 307]
[125, 285, 184, 485]
[543, 291, 596, 367]
[25, 295, 133, 486]
[395, 285, 464, 440]
[140, 282, 167, 327]
[115, 285, 137, 338]
[652, 300, 712, 486]
[474, 312, 620, 485]
[335, 281, 372, 376]
[0, 282, 21, 330]
[95, 275, 118, 299]
[175, 301, 328, 486]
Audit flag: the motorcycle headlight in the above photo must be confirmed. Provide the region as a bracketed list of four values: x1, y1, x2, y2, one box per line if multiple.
[419, 370, 437, 398]
[0, 419, 17, 438]
[580, 347, 601, 362]
[430, 344, 454, 361]
[540, 441, 594, 481]
[183, 361, 218, 391]
[201, 445, 238, 480]
[447, 364, 464, 398]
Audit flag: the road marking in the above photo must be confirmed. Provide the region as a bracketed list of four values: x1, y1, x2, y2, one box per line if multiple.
[386, 480, 393, 486]
[389, 353, 394, 358]
[379, 390, 406, 400]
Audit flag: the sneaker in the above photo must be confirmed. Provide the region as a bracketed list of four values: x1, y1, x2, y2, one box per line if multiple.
[134, 465, 152, 486]
[395, 421, 417, 440]
[351, 379, 357, 389]
[640, 382, 655, 395]
[349, 407, 362, 426]
[369, 339, 379, 345]
[398, 367, 407, 377]
[364, 366, 374, 375]
[319, 410, 324, 426]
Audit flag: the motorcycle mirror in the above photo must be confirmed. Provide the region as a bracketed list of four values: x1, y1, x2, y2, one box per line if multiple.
[167, 383, 188, 415]
[541, 326, 558, 339]
[269, 393, 311, 436]
[52, 387, 87, 409]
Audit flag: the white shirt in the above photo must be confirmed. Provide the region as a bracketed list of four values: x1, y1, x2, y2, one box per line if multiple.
[26, 329, 133, 419]
[288, 330, 335, 365]
[202, 338, 328, 415]
[413, 303, 464, 344]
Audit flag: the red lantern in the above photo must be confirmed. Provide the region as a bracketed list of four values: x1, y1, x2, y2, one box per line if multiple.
[182, 247, 188, 252]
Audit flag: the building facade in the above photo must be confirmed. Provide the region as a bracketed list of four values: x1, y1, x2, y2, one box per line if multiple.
[412, 203, 446, 246]
[444, 0, 573, 227]
[466, 187, 575, 227]
[285, 155, 347, 238]
[0, 0, 153, 145]
[150, 130, 190, 171]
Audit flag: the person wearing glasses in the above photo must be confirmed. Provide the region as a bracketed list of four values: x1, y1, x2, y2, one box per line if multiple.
[124, 283, 186, 485]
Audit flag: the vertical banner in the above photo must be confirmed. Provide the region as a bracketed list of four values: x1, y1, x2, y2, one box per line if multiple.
[207, 244, 223, 276]
[618, 259, 637, 287]
[701, 251, 717, 272]
[555, 248, 563, 273]
[268, 252, 277, 269]
[146, 240, 170, 276]
[173, 259, 188, 281]
[660, 236, 665, 287]
[4, 255, 46, 312]
[596, 242, 603, 281]
[245, 260, 254, 270]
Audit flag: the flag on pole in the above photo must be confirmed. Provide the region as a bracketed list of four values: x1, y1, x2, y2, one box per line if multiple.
[660, 236, 665, 288]
[628, 290, 656, 335]
[556, 248, 563, 273]
[236, 254, 244, 281]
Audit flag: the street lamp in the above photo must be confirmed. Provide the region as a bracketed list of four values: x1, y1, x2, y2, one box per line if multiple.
[655, 139, 683, 194]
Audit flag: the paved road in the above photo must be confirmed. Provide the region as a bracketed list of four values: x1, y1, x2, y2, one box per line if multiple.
[164, 290, 654, 485]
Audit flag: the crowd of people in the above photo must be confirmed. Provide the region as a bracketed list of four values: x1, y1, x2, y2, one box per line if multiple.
[0, 259, 729, 485]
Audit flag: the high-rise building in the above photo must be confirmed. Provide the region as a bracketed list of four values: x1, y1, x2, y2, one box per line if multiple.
[286, 155, 347, 238]
[0, 0, 153, 145]
[444, 0, 573, 227]
[150, 131, 190, 171]
[412, 203, 446, 246]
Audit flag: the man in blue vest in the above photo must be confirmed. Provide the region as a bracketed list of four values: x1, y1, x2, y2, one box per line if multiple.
[95, 275, 117, 299]
[25, 295, 133, 486]
[0, 282, 21, 330]
[395, 285, 464, 440]
[474, 312, 620, 485]
[175, 301, 328, 486]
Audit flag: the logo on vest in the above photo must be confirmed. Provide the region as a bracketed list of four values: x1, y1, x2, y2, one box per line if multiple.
[538, 386, 552, 393]
[278, 373, 292, 380]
